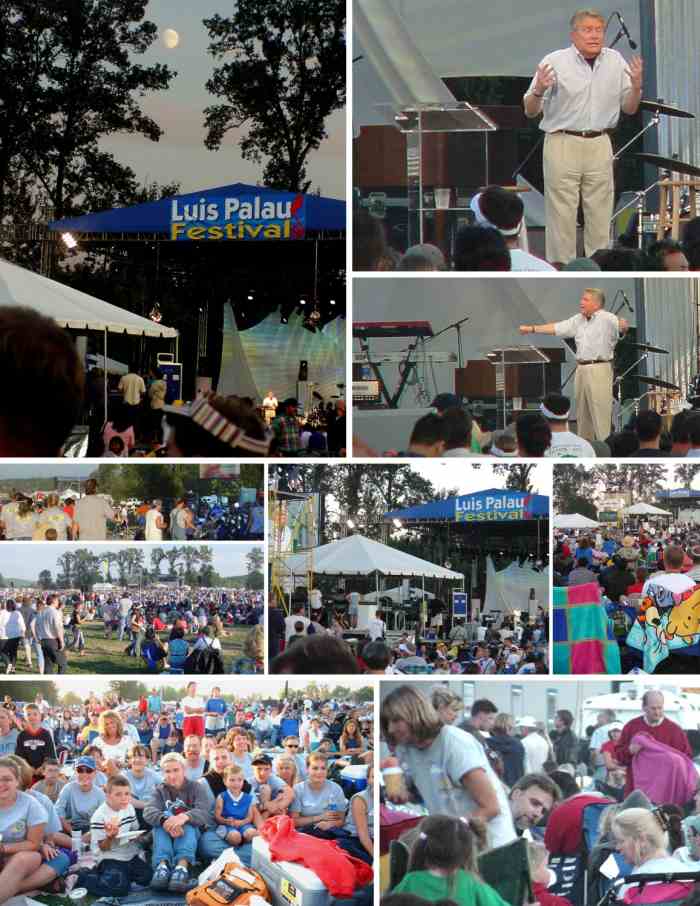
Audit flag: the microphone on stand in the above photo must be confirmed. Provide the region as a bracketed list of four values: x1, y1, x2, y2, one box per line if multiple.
[615, 11, 638, 50]
[620, 291, 634, 313]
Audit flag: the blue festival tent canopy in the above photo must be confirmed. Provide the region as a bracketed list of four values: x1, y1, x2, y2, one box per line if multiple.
[49, 182, 345, 235]
[384, 488, 550, 523]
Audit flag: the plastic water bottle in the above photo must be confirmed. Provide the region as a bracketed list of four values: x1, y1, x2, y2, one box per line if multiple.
[71, 830, 82, 853]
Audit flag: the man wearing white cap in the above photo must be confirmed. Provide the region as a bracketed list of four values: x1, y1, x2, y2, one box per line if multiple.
[517, 717, 551, 774]
[470, 187, 555, 272]
[542, 393, 596, 457]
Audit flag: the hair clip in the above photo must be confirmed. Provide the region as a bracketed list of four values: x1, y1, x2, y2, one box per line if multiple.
[652, 807, 669, 831]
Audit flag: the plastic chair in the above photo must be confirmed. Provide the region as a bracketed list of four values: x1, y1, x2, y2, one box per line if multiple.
[479, 836, 533, 906]
[389, 838, 410, 890]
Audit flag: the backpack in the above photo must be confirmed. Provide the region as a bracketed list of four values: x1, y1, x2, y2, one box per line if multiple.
[186, 863, 268, 906]
[185, 646, 224, 675]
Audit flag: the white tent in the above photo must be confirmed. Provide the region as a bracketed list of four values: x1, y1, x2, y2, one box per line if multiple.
[622, 502, 673, 516]
[0, 258, 179, 416]
[282, 533, 463, 579]
[282, 534, 462, 631]
[553, 513, 600, 529]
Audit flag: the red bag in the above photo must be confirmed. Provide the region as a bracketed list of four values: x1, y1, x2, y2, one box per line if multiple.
[260, 815, 373, 897]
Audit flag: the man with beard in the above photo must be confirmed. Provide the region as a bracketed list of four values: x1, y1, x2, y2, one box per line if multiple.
[615, 690, 692, 796]
[509, 774, 561, 833]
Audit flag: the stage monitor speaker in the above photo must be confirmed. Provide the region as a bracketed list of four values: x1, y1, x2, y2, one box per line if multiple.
[298, 360, 308, 381]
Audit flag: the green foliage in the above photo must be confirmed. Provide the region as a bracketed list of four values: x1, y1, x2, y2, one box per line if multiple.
[2, 681, 59, 703]
[492, 464, 536, 493]
[0, 0, 176, 224]
[203, 0, 345, 191]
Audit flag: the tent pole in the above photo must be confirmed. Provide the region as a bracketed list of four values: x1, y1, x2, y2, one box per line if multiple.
[104, 327, 108, 425]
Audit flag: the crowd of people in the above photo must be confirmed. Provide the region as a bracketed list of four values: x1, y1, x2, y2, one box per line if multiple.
[355, 390, 700, 460]
[0, 306, 347, 458]
[0, 482, 263, 541]
[354, 193, 700, 273]
[381, 686, 700, 906]
[554, 526, 700, 673]
[267, 599, 549, 675]
[0, 587, 264, 675]
[0, 685, 373, 904]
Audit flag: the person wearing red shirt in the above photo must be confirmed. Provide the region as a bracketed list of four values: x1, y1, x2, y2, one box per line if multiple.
[614, 690, 692, 797]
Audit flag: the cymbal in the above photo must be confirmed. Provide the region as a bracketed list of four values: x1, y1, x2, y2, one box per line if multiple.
[634, 152, 700, 179]
[639, 99, 695, 119]
[628, 342, 669, 354]
[638, 375, 680, 391]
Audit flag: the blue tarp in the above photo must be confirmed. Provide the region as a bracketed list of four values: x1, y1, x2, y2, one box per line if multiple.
[657, 489, 700, 500]
[49, 182, 345, 235]
[385, 488, 550, 523]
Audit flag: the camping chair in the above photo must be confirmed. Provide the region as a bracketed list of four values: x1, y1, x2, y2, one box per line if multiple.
[388, 838, 411, 890]
[479, 837, 533, 906]
[611, 871, 700, 906]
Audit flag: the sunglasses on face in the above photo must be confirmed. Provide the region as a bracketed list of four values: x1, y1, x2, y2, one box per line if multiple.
[76, 767, 94, 775]
[285, 743, 299, 748]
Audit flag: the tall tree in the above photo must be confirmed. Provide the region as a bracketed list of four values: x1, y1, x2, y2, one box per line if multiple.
[553, 465, 599, 516]
[203, 0, 345, 190]
[245, 546, 264, 590]
[38, 569, 53, 590]
[674, 464, 700, 488]
[492, 464, 536, 493]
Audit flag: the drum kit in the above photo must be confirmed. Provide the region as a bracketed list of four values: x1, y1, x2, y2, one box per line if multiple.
[611, 98, 700, 248]
[612, 340, 687, 431]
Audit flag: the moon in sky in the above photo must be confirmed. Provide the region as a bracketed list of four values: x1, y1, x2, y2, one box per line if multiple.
[162, 28, 180, 49]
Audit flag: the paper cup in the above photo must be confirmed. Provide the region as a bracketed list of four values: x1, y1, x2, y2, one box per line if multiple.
[383, 766, 406, 798]
[434, 188, 451, 209]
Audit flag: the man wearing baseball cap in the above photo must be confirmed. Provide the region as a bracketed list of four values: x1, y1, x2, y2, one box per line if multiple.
[250, 753, 294, 827]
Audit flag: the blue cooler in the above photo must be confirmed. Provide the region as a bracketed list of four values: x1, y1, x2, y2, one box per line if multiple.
[339, 764, 368, 795]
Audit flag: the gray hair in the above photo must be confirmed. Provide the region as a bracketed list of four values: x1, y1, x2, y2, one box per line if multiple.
[570, 8, 607, 29]
[583, 287, 606, 308]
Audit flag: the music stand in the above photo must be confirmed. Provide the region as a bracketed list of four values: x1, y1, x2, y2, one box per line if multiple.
[376, 102, 497, 247]
[485, 345, 551, 429]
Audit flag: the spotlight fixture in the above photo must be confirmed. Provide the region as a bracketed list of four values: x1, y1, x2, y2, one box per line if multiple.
[61, 232, 77, 249]
[149, 303, 163, 323]
[300, 297, 306, 306]
[329, 298, 336, 306]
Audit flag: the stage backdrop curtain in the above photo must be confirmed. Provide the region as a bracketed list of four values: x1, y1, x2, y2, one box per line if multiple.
[483, 557, 548, 617]
[218, 307, 345, 403]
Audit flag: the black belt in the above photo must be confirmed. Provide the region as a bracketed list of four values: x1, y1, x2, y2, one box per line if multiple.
[554, 129, 611, 138]
[577, 359, 612, 365]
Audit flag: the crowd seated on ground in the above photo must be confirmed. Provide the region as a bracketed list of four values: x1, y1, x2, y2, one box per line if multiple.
[380, 685, 700, 906]
[268, 598, 548, 675]
[0, 587, 263, 675]
[0, 687, 374, 904]
[354, 193, 700, 272]
[554, 527, 700, 674]
[355, 393, 700, 460]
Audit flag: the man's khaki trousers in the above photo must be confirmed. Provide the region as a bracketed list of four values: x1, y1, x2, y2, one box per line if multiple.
[575, 361, 613, 442]
[543, 132, 614, 264]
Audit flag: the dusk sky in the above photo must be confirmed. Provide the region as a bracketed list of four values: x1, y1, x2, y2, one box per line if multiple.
[98, 1, 346, 200]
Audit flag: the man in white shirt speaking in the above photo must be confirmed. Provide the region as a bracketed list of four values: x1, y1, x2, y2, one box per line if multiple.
[519, 287, 628, 442]
[523, 8, 643, 264]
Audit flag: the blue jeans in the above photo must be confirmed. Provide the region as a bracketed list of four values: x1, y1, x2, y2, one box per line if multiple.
[152, 823, 200, 868]
[198, 829, 228, 862]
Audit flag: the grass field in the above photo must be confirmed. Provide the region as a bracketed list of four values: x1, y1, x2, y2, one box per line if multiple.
[10, 620, 249, 674]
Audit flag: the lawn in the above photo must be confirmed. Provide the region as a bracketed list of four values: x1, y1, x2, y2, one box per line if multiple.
[11, 620, 250, 674]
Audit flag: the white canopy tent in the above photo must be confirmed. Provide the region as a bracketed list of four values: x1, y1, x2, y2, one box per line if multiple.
[553, 513, 600, 530]
[622, 502, 673, 516]
[0, 259, 179, 418]
[281, 533, 463, 629]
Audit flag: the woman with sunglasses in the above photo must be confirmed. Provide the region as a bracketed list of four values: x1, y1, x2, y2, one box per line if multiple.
[281, 736, 307, 780]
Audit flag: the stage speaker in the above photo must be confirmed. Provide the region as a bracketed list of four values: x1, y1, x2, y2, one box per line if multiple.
[298, 360, 308, 381]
